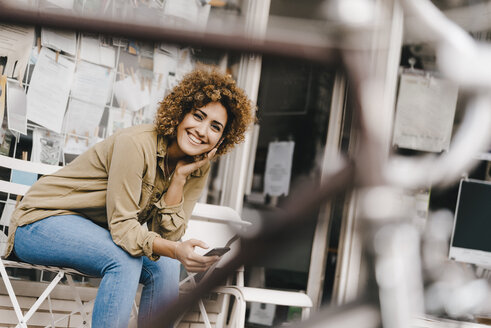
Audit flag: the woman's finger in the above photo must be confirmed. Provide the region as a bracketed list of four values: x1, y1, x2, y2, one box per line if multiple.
[176, 157, 209, 176]
[183, 258, 211, 268]
[186, 266, 207, 273]
[186, 254, 219, 266]
[193, 148, 217, 168]
[185, 259, 218, 273]
[175, 148, 218, 178]
[187, 238, 209, 250]
[207, 148, 217, 160]
[197, 254, 220, 264]
[192, 156, 211, 169]
[183, 254, 219, 268]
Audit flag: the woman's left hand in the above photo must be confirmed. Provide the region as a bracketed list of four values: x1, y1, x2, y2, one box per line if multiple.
[174, 148, 217, 181]
[175, 239, 219, 272]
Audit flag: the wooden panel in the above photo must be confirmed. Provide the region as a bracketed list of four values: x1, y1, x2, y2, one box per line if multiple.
[190, 323, 216, 328]
[0, 282, 94, 327]
[0, 308, 85, 327]
[176, 324, 191, 328]
[0, 295, 93, 313]
[0, 280, 97, 301]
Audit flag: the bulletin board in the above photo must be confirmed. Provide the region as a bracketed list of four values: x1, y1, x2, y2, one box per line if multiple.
[0, 0, 225, 165]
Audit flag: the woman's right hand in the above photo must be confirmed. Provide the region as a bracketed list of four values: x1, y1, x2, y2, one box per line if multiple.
[174, 148, 217, 182]
[175, 239, 219, 272]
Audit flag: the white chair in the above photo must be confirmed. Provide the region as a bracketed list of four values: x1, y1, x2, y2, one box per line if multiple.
[177, 203, 313, 328]
[0, 154, 92, 328]
[177, 203, 249, 328]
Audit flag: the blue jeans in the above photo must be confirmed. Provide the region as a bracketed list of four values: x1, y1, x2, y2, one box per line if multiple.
[14, 215, 180, 328]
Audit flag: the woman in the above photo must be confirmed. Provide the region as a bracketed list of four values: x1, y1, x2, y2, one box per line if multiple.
[5, 67, 255, 327]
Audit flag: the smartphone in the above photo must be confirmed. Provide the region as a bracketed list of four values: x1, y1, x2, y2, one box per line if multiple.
[203, 247, 230, 257]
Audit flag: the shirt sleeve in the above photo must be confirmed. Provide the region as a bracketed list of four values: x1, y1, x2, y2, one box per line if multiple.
[106, 133, 159, 260]
[152, 163, 210, 242]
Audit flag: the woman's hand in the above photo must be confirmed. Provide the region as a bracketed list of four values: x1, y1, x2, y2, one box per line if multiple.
[175, 239, 220, 272]
[163, 148, 216, 207]
[174, 148, 217, 182]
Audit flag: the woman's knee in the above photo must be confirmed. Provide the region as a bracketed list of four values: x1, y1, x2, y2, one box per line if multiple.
[140, 257, 180, 287]
[102, 249, 144, 277]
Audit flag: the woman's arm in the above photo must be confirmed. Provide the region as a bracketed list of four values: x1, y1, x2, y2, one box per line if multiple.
[106, 133, 161, 260]
[149, 161, 210, 242]
[154, 149, 219, 272]
[163, 149, 217, 206]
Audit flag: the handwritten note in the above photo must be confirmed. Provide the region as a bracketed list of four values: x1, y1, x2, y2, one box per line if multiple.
[393, 73, 459, 152]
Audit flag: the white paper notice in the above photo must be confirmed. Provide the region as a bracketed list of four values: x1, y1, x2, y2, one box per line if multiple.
[107, 107, 133, 136]
[41, 28, 77, 55]
[63, 136, 90, 155]
[80, 35, 116, 68]
[80, 35, 99, 64]
[167, 74, 179, 91]
[31, 128, 63, 165]
[164, 0, 199, 23]
[153, 49, 177, 77]
[71, 60, 114, 106]
[0, 24, 35, 79]
[264, 141, 295, 197]
[27, 48, 75, 133]
[248, 302, 276, 326]
[44, 0, 74, 9]
[6, 80, 27, 135]
[0, 76, 6, 125]
[113, 76, 150, 112]
[0, 231, 7, 257]
[0, 199, 16, 226]
[176, 48, 194, 79]
[197, 3, 211, 30]
[393, 74, 459, 152]
[99, 46, 116, 68]
[146, 76, 168, 122]
[29, 46, 40, 65]
[63, 98, 105, 136]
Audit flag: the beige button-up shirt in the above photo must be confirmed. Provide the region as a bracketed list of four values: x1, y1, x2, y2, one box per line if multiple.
[6, 124, 210, 261]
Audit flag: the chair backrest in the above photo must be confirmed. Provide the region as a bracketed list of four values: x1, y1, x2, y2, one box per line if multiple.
[0, 154, 61, 197]
[0, 154, 61, 255]
[184, 203, 251, 267]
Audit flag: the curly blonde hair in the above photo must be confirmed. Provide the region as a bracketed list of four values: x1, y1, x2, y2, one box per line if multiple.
[155, 66, 256, 156]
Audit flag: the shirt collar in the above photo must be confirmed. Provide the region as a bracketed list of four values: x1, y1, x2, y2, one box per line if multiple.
[156, 134, 207, 178]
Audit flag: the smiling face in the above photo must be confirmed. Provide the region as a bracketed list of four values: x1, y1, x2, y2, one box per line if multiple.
[174, 101, 228, 157]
